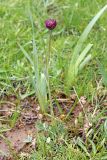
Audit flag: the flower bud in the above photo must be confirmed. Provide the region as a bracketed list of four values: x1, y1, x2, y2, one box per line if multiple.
[45, 19, 57, 30]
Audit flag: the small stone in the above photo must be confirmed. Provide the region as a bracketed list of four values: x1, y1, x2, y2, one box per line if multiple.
[80, 96, 87, 105]
[70, 94, 76, 100]
[46, 137, 51, 144]
[37, 114, 43, 120]
[36, 106, 40, 112]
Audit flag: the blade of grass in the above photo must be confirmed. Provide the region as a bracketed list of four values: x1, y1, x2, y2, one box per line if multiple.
[98, 62, 107, 87]
[77, 137, 91, 158]
[18, 43, 34, 66]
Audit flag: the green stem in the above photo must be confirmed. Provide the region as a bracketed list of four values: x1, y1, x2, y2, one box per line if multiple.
[46, 30, 52, 72]
[46, 31, 53, 116]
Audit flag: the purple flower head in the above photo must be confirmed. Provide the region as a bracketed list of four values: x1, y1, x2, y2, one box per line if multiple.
[45, 19, 57, 30]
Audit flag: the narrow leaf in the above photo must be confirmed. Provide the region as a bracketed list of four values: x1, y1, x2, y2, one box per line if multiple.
[79, 54, 92, 71]
[72, 5, 107, 63]
[76, 43, 93, 68]
[77, 137, 91, 157]
[36, 73, 48, 113]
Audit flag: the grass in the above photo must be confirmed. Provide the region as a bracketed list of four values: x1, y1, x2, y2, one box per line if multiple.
[0, 0, 107, 159]
[0, 0, 107, 97]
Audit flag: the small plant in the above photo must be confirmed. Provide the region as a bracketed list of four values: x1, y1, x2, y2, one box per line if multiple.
[19, 4, 107, 114]
[19, 15, 57, 114]
[65, 5, 107, 92]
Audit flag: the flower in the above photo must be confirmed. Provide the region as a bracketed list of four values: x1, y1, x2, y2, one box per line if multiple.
[45, 19, 57, 30]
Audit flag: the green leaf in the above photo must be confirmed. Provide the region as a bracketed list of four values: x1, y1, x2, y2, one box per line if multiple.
[36, 73, 48, 113]
[76, 43, 93, 68]
[104, 119, 107, 135]
[72, 5, 107, 63]
[79, 54, 92, 71]
[77, 137, 91, 158]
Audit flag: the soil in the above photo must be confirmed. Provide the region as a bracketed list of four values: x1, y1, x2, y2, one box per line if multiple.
[0, 95, 39, 159]
[0, 93, 94, 160]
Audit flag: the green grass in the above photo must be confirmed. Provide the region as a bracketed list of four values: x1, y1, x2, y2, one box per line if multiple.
[0, 0, 107, 97]
[0, 0, 107, 159]
[0, 0, 106, 102]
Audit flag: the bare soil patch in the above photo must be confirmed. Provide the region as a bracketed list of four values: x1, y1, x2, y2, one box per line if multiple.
[0, 94, 94, 159]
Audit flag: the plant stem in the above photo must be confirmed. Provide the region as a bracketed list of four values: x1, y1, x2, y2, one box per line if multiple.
[46, 30, 52, 72]
[46, 30, 53, 116]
